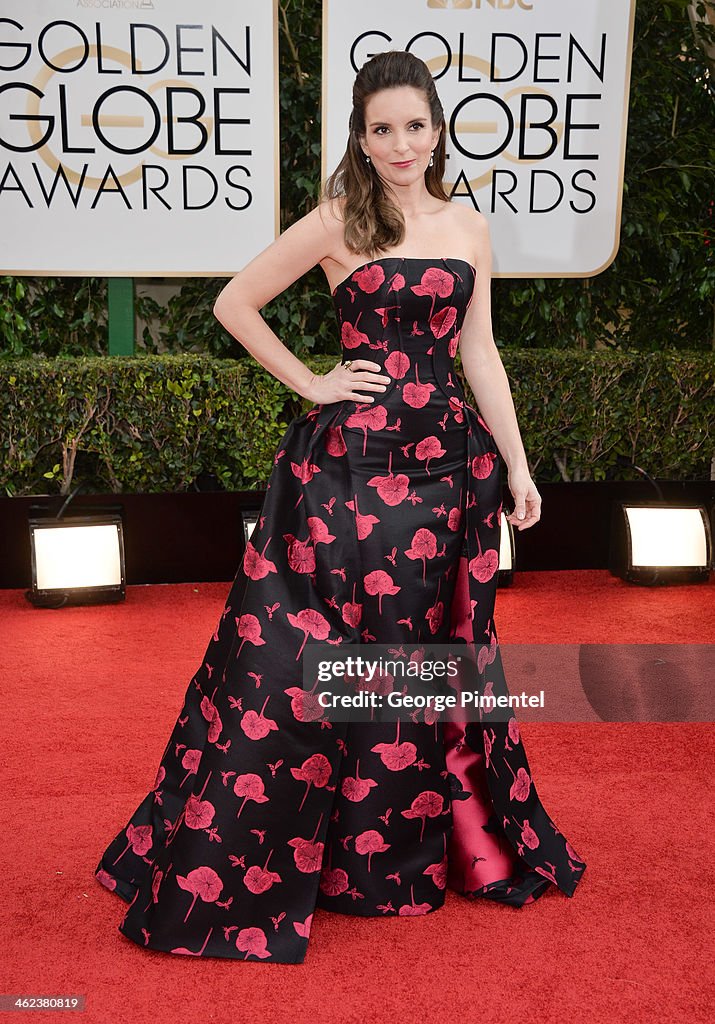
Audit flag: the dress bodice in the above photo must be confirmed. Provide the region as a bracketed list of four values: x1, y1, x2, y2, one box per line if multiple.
[331, 257, 476, 410]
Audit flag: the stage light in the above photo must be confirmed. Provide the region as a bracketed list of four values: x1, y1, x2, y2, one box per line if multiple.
[241, 509, 261, 546]
[27, 511, 126, 607]
[498, 510, 515, 587]
[609, 502, 712, 585]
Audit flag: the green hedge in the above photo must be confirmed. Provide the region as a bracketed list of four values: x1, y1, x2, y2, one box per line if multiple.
[2, 350, 712, 496]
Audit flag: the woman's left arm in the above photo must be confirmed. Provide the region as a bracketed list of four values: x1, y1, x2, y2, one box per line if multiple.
[459, 211, 541, 532]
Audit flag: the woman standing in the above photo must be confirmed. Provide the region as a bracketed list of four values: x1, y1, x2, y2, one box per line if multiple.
[95, 49, 586, 963]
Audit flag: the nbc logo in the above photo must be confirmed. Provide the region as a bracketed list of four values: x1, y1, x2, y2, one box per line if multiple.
[427, 1, 535, 10]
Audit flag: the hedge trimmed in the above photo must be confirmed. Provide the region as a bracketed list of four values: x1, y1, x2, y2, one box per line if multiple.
[1, 349, 712, 496]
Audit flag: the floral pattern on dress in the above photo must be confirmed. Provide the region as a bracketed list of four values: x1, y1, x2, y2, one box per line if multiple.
[95, 258, 586, 963]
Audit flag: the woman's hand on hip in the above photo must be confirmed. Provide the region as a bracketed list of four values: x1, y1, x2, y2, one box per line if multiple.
[307, 359, 391, 405]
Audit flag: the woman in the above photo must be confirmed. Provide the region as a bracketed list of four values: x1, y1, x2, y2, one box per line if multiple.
[95, 49, 586, 963]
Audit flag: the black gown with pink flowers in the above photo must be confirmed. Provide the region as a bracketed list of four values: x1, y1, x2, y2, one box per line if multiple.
[95, 256, 586, 963]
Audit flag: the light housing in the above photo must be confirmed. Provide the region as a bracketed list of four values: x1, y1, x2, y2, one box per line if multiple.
[497, 510, 515, 587]
[241, 509, 261, 546]
[27, 510, 126, 607]
[609, 501, 712, 585]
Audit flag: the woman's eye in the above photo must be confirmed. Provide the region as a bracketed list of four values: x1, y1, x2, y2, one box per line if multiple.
[373, 124, 424, 134]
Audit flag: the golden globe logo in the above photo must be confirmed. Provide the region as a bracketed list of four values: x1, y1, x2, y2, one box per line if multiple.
[427, 1, 535, 10]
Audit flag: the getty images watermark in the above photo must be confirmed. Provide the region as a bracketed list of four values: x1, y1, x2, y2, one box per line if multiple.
[301, 642, 715, 723]
[302, 642, 540, 724]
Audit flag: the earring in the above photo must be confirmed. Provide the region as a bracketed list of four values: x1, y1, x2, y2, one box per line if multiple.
[365, 155, 371, 165]
[429, 150, 434, 168]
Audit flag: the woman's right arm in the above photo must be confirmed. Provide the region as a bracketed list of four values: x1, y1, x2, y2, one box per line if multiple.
[213, 201, 389, 405]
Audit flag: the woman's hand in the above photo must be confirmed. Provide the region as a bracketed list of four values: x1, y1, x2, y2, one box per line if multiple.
[505, 464, 542, 531]
[307, 359, 391, 406]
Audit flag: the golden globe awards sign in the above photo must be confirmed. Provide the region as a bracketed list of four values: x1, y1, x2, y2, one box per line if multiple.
[0, 1, 278, 276]
[323, 0, 636, 277]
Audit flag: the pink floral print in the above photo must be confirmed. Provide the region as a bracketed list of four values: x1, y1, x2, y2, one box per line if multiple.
[95, 258, 585, 963]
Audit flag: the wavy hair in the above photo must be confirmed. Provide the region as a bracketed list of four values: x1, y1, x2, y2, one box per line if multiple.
[322, 50, 449, 258]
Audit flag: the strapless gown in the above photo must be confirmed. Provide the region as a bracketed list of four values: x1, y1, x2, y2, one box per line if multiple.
[94, 256, 586, 963]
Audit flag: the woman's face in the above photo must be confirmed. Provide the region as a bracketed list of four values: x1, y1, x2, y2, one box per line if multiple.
[359, 86, 441, 185]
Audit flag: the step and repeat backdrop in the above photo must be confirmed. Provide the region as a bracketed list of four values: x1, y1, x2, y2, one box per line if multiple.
[0, 1, 279, 275]
[2, 0, 635, 277]
[323, 0, 637, 277]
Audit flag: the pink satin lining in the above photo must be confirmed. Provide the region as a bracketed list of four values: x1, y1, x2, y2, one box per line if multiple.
[445, 556, 525, 893]
[444, 719, 523, 892]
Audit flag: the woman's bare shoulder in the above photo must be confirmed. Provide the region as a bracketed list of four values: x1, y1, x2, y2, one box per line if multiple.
[445, 200, 488, 233]
[314, 194, 346, 224]
[313, 197, 357, 284]
[465, 205, 491, 244]
[444, 202, 491, 265]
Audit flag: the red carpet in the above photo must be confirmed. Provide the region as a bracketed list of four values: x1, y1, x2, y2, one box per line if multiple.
[1, 570, 712, 1023]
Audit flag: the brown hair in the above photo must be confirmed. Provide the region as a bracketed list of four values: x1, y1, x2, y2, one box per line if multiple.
[322, 50, 450, 258]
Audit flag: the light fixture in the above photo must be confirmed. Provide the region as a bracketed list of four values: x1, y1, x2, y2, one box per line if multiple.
[497, 509, 515, 586]
[241, 509, 261, 546]
[609, 501, 712, 585]
[25, 484, 126, 607]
